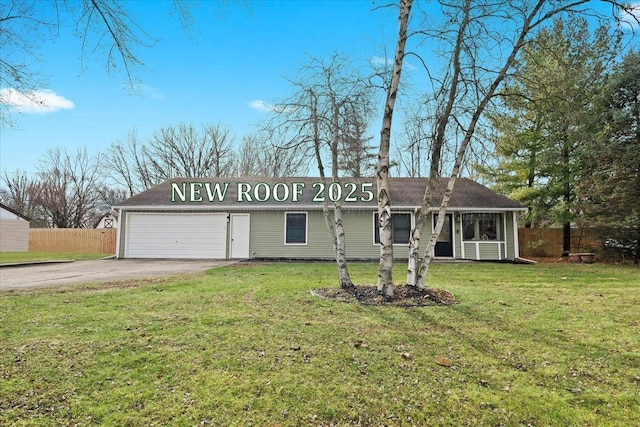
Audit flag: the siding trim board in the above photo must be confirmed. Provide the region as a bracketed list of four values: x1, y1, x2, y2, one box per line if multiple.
[115, 178, 526, 261]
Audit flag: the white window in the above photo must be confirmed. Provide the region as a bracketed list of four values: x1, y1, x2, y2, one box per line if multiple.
[285, 212, 307, 245]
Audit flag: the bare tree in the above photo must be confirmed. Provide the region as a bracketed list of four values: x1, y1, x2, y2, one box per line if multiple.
[376, 0, 412, 297]
[146, 122, 236, 178]
[237, 132, 309, 177]
[264, 53, 374, 288]
[0, 1, 56, 125]
[29, 147, 104, 228]
[95, 185, 128, 224]
[0, 170, 46, 226]
[0, 0, 174, 125]
[404, 0, 639, 289]
[0, 1, 249, 126]
[103, 129, 157, 196]
[373, 0, 638, 295]
[396, 102, 437, 178]
[104, 122, 237, 194]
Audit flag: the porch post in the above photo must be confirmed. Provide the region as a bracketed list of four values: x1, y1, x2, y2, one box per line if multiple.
[513, 211, 520, 259]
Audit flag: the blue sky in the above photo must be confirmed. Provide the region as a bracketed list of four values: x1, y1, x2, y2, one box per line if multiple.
[1, 1, 638, 178]
[1, 1, 403, 176]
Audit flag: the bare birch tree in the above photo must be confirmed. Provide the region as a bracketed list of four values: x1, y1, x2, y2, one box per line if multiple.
[376, 0, 412, 297]
[373, 0, 637, 295]
[403, 0, 638, 289]
[263, 54, 374, 288]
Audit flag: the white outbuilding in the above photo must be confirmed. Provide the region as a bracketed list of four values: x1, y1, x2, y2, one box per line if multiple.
[0, 203, 31, 252]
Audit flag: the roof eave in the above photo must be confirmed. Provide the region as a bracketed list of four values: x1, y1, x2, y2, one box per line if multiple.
[115, 204, 527, 212]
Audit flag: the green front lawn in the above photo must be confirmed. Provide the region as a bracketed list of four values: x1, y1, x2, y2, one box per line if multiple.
[1, 262, 638, 426]
[0, 252, 112, 264]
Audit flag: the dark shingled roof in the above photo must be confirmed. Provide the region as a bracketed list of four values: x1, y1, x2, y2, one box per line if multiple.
[116, 177, 524, 210]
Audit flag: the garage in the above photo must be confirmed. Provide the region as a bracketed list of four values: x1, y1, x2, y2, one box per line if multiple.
[125, 213, 228, 259]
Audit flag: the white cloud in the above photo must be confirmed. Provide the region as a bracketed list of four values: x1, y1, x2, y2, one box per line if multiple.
[248, 99, 275, 112]
[371, 56, 390, 67]
[0, 88, 75, 113]
[370, 55, 415, 71]
[132, 83, 165, 100]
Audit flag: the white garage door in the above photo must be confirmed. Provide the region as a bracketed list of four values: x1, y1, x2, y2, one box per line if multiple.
[126, 213, 228, 259]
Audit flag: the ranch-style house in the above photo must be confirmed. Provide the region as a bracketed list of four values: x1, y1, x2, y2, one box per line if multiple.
[114, 177, 526, 261]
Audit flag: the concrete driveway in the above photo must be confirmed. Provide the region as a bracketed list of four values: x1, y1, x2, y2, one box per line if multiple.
[0, 259, 237, 291]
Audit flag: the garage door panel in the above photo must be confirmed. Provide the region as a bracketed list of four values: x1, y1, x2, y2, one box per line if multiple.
[126, 213, 227, 259]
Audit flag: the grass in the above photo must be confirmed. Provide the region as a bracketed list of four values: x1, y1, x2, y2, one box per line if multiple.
[1, 261, 639, 426]
[0, 252, 112, 264]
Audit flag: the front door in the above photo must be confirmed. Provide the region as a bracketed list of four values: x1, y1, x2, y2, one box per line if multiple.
[434, 214, 453, 257]
[230, 214, 250, 259]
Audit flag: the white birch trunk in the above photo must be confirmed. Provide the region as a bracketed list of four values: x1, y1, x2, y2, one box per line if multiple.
[333, 202, 352, 288]
[406, 180, 437, 286]
[416, 177, 457, 288]
[311, 91, 353, 288]
[330, 98, 353, 289]
[413, 0, 544, 289]
[407, 0, 468, 287]
[319, 198, 352, 288]
[377, 0, 412, 297]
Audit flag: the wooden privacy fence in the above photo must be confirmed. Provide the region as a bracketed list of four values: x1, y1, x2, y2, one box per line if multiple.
[29, 229, 117, 254]
[27, 227, 596, 257]
[518, 228, 599, 257]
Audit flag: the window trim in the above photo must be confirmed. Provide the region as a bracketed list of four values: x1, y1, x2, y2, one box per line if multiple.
[284, 211, 308, 245]
[372, 211, 413, 246]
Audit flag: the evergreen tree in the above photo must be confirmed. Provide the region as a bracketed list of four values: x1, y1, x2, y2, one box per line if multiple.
[338, 114, 376, 178]
[481, 17, 619, 254]
[577, 51, 640, 263]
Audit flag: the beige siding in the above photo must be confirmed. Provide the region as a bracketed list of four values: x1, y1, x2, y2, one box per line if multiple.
[251, 210, 460, 260]
[250, 210, 330, 258]
[249, 209, 427, 260]
[463, 241, 507, 260]
[0, 219, 29, 252]
[344, 210, 382, 258]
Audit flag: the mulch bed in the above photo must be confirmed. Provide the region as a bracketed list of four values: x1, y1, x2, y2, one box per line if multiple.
[312, 284, 457, 307]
